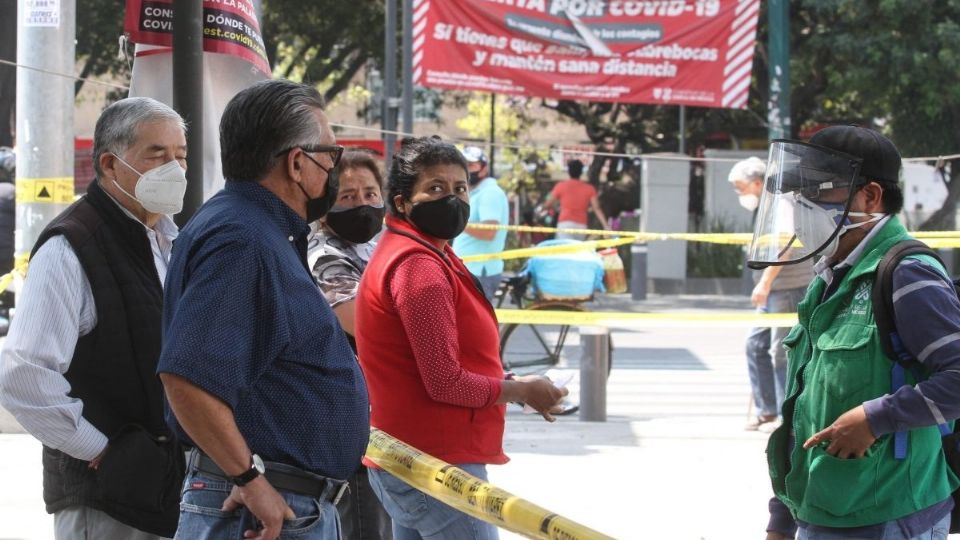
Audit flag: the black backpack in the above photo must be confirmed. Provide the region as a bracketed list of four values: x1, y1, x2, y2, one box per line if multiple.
[872, 239, 960, 532]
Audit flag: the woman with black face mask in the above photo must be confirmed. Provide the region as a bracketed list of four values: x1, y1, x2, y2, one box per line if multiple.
[305, 149, 393, 540]
[354, 136, 567, 540]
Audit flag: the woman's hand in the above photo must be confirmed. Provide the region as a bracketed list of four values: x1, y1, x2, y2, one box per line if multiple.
[516, 375, 569, 422]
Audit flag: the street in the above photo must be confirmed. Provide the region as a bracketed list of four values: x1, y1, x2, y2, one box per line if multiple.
[0, 294, 776, 539]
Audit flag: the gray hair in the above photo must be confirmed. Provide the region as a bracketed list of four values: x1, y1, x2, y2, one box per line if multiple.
[727, 156, 766, 183]
[219, 79, 326, 182]
[92, 97, 186, 177]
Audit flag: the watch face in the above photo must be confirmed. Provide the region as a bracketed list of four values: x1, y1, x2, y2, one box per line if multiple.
[252, 454, 265, 474]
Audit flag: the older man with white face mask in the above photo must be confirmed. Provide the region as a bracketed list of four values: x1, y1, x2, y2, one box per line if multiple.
[729, 158, 814, 433]
[0, 97, 188, 539]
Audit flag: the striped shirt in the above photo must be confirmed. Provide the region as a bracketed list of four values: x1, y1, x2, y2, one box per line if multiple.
[0, 197, 176, 461]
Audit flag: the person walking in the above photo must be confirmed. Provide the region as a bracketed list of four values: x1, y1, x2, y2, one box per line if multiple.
[158, 79, 369, 540]
[751, 126, 960, 539]
[0, 97, 188, 539]
[728, 157, 814, 432]
[542, 159, 608, 240]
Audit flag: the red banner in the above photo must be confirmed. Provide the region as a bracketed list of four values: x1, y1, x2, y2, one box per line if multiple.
[412, 0, 760, 108]
[124, 0, 270, 75]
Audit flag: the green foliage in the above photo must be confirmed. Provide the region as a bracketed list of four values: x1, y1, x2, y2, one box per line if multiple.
[75, 0, 130, 97]
[686, 216, 745, 278]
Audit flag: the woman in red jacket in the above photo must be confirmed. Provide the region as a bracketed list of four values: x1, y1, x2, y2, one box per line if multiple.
[355, 136, 565, 540]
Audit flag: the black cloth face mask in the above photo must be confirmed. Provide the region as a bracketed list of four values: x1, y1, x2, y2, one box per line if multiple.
[326, 204, 385, 244]
[408, 195, 470, 240]
[468, 171, 483, 186]
[300, 156, 340, 222]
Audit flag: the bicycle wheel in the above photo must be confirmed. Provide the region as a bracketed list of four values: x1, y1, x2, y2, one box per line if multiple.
[499, 303, 584, 373]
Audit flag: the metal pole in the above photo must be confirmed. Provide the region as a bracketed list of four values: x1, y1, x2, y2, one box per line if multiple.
[401, 0, 414, 136]
[767, 0, 790, 140]
[489, 92, 495, 175]
[678, 104, 686, 154]
[630, 242, 647, 301]
[15, 0, 75, 278]
[579, 326, 609, 422]
[383, 0, 398, 168]
[173, 0, 204, 226]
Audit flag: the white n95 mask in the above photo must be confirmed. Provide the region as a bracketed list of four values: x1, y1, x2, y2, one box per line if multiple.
[112, 155, 187, 215]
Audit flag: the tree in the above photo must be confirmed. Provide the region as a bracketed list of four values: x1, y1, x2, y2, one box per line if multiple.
[260, 0, 384, 105]
[790, 0, 960, 230]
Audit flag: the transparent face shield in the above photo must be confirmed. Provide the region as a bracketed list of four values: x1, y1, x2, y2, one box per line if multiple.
[746, 141, 863, 269]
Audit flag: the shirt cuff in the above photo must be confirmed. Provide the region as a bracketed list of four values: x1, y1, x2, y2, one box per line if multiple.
[58, 419, 109, 461]
[863, 396, 895, 437]
[485, 375, 504, 407]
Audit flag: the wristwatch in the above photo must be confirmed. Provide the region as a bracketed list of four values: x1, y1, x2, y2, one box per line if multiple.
[231, 454, 265, 487]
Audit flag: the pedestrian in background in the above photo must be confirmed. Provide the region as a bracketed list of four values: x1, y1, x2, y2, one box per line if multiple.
[452, 145, 509, 301]
[307, 148, 393, 540]
[356, 136, 567, 540]
[728, 157, 813, 432]
[159, 79, 368, 540]
[0, 97, 187, 539]
[542, 159, 608, 240]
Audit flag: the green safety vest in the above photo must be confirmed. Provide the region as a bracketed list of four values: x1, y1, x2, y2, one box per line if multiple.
[766, 216, 958, 527]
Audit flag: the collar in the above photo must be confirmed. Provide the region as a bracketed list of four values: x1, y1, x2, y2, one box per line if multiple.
[384, 214, 455, 259]
[814, 214, 891, 285]
[97, 179, 179, 240]
[226, 180, 310, 240]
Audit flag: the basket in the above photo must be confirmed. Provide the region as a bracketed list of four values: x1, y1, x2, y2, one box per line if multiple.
[526, 239, 605, 301]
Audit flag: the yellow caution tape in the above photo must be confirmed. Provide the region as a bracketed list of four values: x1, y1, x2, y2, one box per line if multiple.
[16, 177, 75, 204]
[461, 237, 636, 262]
[495, 309, 799, 328]
[365, 429, 616, 540]
[0, 253, 30, 293]
[466, 222, 755, 245]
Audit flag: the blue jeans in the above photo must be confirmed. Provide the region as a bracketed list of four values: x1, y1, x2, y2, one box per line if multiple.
[746, 286, 806, 417]
[174, 470, 341, 540]
[367, 464, 498, 540]
[797, 512, 950, 539]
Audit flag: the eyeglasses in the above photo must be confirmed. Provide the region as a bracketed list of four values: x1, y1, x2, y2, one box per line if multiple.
[275, 144, 344, 169]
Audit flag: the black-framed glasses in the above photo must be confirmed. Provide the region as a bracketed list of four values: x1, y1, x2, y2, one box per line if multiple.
[276, 144, 344, 169]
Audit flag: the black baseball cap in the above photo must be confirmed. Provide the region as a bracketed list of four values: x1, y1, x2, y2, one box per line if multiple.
[809, 125, 901, 185]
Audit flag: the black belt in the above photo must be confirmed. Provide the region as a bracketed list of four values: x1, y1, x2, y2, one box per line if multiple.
[192, 452, 348, 505]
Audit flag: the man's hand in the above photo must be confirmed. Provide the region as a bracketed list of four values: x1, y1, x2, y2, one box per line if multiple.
[803, 405, 877, 459]
[516, 375, 568, 422]
[221, 476, 295, 540]
[751, 280, 771, 308]
[766, 532, 794, 540]
[88, 446, 108, 470]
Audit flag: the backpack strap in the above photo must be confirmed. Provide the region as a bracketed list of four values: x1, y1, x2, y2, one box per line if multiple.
[871, 239, 948, 458]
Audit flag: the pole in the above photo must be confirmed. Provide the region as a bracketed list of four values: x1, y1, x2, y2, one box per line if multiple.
[579, 326, 609, 422]
[489, 93, 496, 175]
[173, 0, 204, 226]
[383, 0, 398, 168]
[678, 104, 686, 154]
[630, 242, 648, 301]
[15, 0, 75, 279]
[767, 0, 790, 140]
[401, 0, 414, 136]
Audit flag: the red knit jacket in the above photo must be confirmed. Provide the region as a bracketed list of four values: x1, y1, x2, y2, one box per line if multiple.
[356, 215, 508, 465]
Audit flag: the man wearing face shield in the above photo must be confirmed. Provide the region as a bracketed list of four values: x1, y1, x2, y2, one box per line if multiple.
[728, 157, 814, 432]
[756, 126, 960, 538]
[158, 80, 369, 540]
[0, 97, 187, 538]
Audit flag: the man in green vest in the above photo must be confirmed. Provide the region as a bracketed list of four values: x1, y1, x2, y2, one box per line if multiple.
[748, 126, 960, 539]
